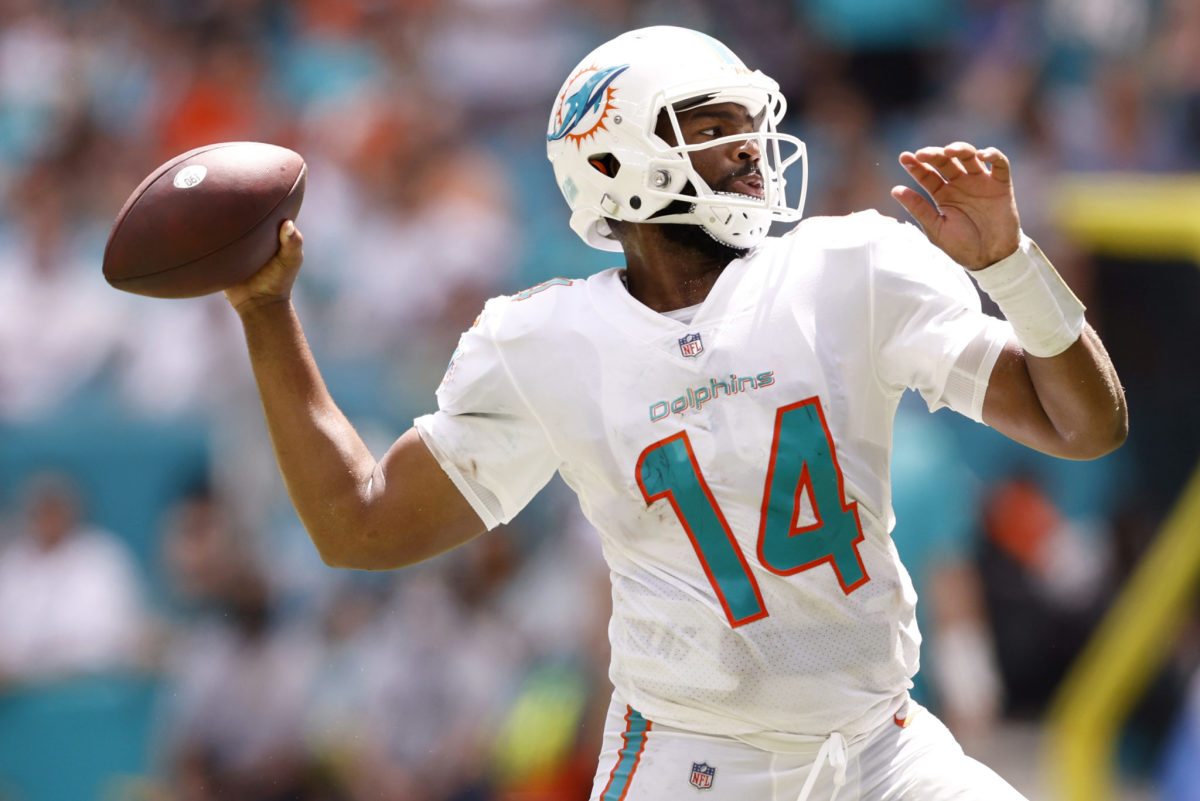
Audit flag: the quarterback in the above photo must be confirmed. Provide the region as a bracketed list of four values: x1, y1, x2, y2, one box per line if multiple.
[226, 26, 1127, 801]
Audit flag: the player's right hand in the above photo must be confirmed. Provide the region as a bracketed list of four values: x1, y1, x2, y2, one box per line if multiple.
[225, 219, 304, 316]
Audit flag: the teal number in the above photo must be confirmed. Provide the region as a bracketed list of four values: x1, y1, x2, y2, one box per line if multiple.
[635, 398, 868, 628]
[757, 400, 868, 591]
[636, 432, 768, 626]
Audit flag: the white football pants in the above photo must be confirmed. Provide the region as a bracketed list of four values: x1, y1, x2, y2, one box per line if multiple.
[589, 692, 1029, 801]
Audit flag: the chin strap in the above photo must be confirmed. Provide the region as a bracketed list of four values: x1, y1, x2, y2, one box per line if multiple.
[646, 203, 771, 250]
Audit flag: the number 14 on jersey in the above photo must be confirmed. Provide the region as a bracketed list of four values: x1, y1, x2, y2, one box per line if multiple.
[635, 398, 869, 628]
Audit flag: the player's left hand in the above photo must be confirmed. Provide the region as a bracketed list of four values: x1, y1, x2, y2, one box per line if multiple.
[890, 143, 1021, 270]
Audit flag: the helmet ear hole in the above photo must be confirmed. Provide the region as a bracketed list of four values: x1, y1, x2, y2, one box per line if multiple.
[588, 153, 621, 177]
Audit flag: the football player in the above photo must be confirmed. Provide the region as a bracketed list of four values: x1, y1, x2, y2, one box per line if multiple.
[226, 26, 1126, 801]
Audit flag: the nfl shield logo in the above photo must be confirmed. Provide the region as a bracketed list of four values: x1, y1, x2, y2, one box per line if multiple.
[679, 332, 704, 358]
[689, 762, 716, 790]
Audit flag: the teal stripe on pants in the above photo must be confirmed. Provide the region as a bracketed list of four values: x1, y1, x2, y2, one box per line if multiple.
[603, 706, 650, 801]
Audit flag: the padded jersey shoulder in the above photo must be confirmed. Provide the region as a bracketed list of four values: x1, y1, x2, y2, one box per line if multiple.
[782, 209, 924, 251]
[740, 210, 919, 300]
[747, 210, 924, 285]
[472, 273, 603, 344]
[770, 209, 975, 296]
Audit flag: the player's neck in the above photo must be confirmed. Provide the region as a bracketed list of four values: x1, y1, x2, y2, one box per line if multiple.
[616, 222, 743, 313]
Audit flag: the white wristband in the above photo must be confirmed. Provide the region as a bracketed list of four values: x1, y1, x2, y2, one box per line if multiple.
[969, 233, 1086, 358]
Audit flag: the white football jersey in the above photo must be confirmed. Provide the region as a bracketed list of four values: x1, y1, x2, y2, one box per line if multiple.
[415, 210, 1012, 738]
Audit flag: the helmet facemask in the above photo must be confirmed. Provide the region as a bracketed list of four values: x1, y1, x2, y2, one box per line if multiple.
[641, 88, 807, 250]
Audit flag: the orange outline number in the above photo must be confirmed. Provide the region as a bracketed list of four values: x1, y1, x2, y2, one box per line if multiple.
[636, 397, 868, 628]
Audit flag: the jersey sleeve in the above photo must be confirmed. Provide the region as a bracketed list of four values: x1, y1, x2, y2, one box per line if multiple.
[414, 299, 561, 529]
[867, 215, 1012, 422]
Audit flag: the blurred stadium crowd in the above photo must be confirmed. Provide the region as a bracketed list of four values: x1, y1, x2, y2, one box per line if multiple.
[1, 0, 1199, 799]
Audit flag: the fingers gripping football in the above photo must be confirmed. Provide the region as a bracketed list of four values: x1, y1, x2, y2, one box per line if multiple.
[224, 220, 305, 315]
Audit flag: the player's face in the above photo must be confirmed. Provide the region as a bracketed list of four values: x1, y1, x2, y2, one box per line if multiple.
[657, 102, 766, 199]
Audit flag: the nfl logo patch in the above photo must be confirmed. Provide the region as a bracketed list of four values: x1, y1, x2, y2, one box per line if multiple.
[689, 762, 716, 790]
[679, 332, 704, 358]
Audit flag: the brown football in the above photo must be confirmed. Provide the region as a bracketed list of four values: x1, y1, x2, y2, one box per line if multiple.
[102, 141, 306, 298]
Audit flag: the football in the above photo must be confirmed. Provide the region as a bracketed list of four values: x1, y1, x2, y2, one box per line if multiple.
[102, 141, 306, 298]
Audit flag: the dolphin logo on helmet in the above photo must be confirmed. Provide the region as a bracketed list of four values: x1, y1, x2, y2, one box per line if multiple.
[548, 64, 630, 145]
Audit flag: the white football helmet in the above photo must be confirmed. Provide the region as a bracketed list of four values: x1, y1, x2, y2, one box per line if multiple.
[546, 26, 807, 252]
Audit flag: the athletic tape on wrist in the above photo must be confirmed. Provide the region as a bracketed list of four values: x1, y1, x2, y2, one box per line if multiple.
[969, 233, 1086, 358]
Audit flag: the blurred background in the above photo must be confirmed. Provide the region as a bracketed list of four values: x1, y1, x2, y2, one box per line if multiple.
[0, 0, 1198, 799]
